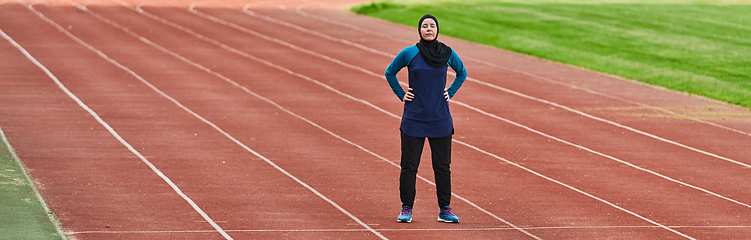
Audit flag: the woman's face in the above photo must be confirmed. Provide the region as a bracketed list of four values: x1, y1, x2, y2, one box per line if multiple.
[420, 18, 437, 41]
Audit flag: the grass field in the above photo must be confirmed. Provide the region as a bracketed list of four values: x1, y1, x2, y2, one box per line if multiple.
[0, 128, 65, 240]
[352, 0, 751, 108]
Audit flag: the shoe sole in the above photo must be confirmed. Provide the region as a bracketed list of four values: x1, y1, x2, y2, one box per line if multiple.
[397, 219, 412, 223]
[437, 218, 459, 223]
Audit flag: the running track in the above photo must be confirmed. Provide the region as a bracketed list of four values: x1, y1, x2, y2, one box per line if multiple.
[1, 0, 751, 239]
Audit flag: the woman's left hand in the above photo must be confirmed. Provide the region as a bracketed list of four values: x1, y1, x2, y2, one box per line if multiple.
[444, 88, 450, 102]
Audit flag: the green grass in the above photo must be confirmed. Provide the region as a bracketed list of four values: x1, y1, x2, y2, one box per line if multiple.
[352, 0, 751, 108]
[0, 128, 66, 240]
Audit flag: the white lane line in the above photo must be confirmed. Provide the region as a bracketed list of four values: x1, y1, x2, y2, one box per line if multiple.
[54, 1, 387, 239]
[65, 224, 751, 235]
[294, 2, 751, 138]
[92, 1, 539, 239]
[120, 3, 698, 239]
[243, 0, 286, 10]
[243, 4, 392, 58]
[190, 2, 751, 213]
[249, 3, 751, 168]
[11, 3, 234, 240]
[0, 125, 68, 240]
[294, 2, 413, 44]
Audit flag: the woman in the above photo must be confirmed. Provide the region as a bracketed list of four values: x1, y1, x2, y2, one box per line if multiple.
[385, 14, 467, 223]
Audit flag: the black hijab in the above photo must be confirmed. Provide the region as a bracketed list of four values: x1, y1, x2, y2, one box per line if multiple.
[416, 14, 452, 69]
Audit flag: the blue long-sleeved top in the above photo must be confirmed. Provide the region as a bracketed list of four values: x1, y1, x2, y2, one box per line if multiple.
[385, 45, 467, 138]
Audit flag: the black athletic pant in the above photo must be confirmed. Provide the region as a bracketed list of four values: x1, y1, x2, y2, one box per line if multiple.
[400, 130, 452, 209]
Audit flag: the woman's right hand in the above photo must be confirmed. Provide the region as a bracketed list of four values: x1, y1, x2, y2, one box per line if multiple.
[402, 88, 414, 102]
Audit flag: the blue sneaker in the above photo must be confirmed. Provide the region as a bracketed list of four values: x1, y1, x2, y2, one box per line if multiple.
[397, 205, 412, 223]
[438, 206, 459, 223]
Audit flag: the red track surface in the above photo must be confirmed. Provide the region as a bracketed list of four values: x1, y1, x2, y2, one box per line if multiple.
[2, 0, 751, 239]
